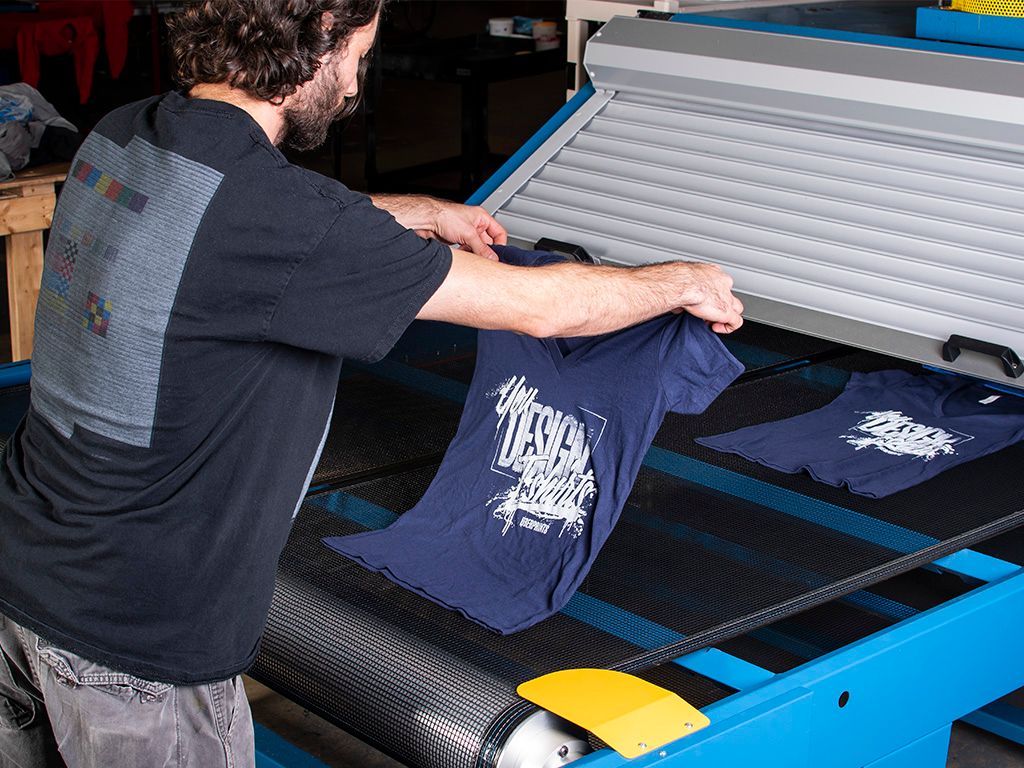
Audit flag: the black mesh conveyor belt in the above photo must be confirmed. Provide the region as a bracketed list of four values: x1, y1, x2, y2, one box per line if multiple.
[254, 475, 739, 768]
[310, 370, 464, 489]
[252, 324, 1024, 768]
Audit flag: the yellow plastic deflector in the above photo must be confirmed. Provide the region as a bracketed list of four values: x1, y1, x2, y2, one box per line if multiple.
[946, 0, 1024, 16]
[517, 668, 711, 759]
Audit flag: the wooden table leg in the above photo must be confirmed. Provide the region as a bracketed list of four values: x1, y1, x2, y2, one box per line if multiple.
[0, 165, 66, 362]
[6, 230, 44, 361]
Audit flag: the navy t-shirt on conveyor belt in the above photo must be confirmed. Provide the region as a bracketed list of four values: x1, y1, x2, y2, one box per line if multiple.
[698, 369, 1024, 499]
[324, 246, 744, 634]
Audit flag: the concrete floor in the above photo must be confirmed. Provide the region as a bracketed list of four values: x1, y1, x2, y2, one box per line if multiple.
[245, 677, 1024, 767]
[948, 724, 1024, 768]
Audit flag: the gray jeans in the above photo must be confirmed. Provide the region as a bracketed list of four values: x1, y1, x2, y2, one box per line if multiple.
[0, 612, 254, 768]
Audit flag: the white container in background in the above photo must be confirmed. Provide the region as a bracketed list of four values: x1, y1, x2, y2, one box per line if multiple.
[532, 20, 559, 51]
[488, 17, 513, 36]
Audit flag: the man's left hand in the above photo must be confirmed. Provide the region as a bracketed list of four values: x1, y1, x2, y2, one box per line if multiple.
[371, 194, 507, 260]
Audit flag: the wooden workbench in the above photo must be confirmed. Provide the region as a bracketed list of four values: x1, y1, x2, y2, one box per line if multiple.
[0, 162, 68, 361]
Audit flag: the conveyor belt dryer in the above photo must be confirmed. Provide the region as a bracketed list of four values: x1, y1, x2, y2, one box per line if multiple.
[252, 15, 1024, 768]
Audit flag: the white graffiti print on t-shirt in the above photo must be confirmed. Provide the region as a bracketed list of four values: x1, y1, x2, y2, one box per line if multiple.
[841, 410, 973, 461]
[486, 375, 606, 538]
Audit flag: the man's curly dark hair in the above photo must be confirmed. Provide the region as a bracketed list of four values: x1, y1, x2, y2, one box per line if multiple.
[170, 0, 384, 104]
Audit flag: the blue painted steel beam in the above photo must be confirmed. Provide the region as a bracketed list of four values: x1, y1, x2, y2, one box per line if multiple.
[960, 701, 1024, 747]
[466, 83, 596, 208]
[862, 725, 951, 768]
[931, 548, 1022, 583]
[645, 447, 1021, 585]
[922, 365, 1024, 400]
[673, 647, 774, 692]
[254, 723, 332, 768]
[312, 492, 397, 528]
[0, 360, 31, 388]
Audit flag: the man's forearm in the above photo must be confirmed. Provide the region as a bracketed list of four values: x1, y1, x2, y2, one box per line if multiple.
[369, 194, 441, 231]
[515, 261, 700, 337]
[418, 249, 743, 337]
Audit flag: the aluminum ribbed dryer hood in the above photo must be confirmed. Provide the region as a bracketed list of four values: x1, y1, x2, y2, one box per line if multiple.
[484, 14, 1024, 389]
[251, 15, 1024, 768]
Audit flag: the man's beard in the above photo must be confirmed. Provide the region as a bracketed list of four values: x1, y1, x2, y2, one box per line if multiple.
[281, 71, 346, 151]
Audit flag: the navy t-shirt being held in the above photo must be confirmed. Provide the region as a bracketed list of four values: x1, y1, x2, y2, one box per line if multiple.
[325, 246, 744, 634]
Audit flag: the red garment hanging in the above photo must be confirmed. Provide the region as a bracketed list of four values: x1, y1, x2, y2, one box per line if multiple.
[34, 0, 134, 78]
[11, 16, 99, 103]
[0, 0, 134, 102]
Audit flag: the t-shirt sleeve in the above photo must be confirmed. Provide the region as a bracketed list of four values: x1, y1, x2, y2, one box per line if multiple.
[659, 315, 744, 414]
[266, 194, 452, 360]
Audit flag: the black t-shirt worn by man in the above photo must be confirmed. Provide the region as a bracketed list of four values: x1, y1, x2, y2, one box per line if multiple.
[0, 92, 452, 684]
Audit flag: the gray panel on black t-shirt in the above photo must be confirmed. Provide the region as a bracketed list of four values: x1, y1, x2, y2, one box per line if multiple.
[31, 132, 223, 447]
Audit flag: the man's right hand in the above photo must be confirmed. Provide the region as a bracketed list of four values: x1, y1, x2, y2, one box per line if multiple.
[672, 262, 744, 334]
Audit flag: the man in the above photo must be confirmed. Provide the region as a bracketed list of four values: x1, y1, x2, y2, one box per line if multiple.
[0, 1, 743, 766]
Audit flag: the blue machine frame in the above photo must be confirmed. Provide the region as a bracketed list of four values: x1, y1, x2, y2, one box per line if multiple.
[248, 352, 1024, 768]
[571, 551, 1024, 768]
[504, 16, 1024, 767]
[249, 13, 1024, 767]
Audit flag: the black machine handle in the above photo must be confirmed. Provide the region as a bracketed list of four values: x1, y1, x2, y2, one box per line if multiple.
[941, 334, 1023, 379]
[534, 238, 596, 264]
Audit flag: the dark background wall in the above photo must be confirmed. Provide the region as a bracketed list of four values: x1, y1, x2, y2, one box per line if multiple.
[3, 0, 568, 199]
